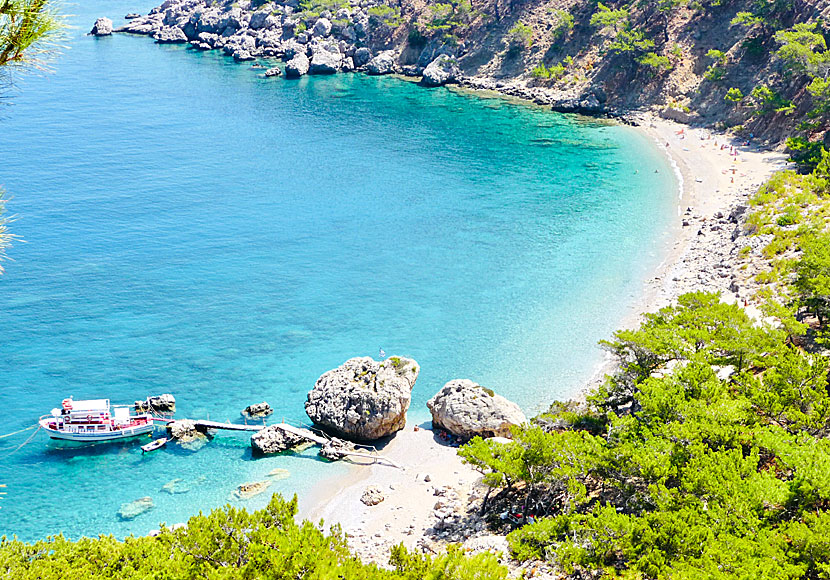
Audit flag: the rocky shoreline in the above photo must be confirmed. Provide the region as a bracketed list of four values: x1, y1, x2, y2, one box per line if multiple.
[92, 0, 645, 119]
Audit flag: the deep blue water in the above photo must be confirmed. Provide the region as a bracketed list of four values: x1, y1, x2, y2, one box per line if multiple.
[0, 0, 676, 540]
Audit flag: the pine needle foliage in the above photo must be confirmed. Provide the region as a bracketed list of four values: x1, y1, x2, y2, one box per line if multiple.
[0, 494, 509, 579]
[460, 289, 830, 578]
[0, 0, 62, 69]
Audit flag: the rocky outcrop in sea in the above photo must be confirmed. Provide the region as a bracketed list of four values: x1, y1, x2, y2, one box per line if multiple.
[250, 424, 305, 454]
[89, 17, 113, 36]
[305, 356, 419, 441]
[242, 401, 273, 419]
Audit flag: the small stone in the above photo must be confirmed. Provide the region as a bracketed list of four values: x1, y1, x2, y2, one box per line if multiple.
[361, 486, 385, 506]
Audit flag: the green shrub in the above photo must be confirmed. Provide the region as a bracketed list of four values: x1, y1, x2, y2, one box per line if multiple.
[637, 52, 672, 72]
[368, 5, 403, 27]
[549, 9, 574, 41]
[725, 87, 744, 102]
[507, 22, 533, 51]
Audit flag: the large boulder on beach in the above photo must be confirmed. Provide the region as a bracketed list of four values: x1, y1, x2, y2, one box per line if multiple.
[89, 17, 113, 36]
[285, 52, 309, 77]
[427, 380, 526, 440]
[421, 54, 460, 87]
[251, 424, 306, 454]
[367, 50, 396, 75]
[305, 356, 419, 440]
[308, 41, 341, 74]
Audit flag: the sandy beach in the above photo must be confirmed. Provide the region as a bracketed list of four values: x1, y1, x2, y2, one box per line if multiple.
[297, 113, 791, 572]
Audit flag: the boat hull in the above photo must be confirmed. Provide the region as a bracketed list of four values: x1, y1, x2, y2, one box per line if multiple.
[40, 421, 155, 442]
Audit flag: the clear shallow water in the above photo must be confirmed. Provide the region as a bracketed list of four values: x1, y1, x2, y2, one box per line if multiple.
[0, 0, 675, 540]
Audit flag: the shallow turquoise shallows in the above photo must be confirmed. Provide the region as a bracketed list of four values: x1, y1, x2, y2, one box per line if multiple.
[0, 0, 676, 540]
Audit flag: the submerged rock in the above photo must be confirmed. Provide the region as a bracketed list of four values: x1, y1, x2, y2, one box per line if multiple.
[421, 54, 459, 87]
[162, 478, 191, 494]
[162, 475, 205, 494]
[233, 480, 271, 500]
[242, 401, 273, 419]
[305, 356, 419, 440]
[267, 468, 291, 480]
[89, 17, 113, 36]
[427, 379, 526, 440]
[251, 424, 306, 455]
[118, 497, 154, 520]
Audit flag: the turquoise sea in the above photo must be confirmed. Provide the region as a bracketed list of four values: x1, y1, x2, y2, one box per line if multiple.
[0, 0, 676, 540]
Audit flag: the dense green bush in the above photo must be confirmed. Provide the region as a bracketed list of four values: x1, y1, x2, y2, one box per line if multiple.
[459, 287, 830, 578]
[0, 495, 509, 579]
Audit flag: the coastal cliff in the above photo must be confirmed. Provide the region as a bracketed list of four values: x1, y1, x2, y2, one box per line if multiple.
[113, 0, 830, 144]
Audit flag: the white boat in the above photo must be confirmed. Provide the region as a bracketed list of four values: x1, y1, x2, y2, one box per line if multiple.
[141, 437, 168, 453]
[39, 398, 155, 442]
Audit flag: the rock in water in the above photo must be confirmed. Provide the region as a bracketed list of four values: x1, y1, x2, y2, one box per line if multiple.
[125, 13, 141, 19]
[366, 50, 396, 75]
[233, 481, 271, 500]
[360, 486, 385, 506]
[251, 424, 306, 455]
[167, 419, 209, 451]
[135, 393, 176, 414]
[267, 468, 291, 480]
[264, 66, 282, 77]
[89, 17, 113, 36]
[421, 54, 460, 87]
[285, 52, 309, 78]
[242, 401, 273, 419]
[162, 478, 191, 494]
[118, 497, 154, 520]
[305, 356, 419, 440]
[426, 379, 527, 440]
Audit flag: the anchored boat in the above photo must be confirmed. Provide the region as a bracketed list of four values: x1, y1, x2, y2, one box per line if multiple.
[39, 398, 155, 442]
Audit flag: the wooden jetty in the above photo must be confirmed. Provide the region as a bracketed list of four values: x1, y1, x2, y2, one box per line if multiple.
[187, 420, 400, 469]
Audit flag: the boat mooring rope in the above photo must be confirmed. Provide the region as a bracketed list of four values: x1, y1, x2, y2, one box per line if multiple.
[0, 424, 37, 439]
[0, 426, 41, 460]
